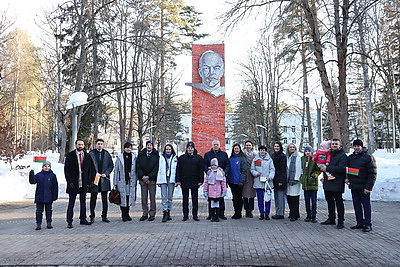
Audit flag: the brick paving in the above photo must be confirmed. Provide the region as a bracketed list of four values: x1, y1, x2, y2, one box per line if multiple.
[0, 198, 399, 266]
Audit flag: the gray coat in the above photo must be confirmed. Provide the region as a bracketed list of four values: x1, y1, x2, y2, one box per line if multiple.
[251, 153, 275, 189]
[113, 153, 137, 207]
[89, 149, 114, 192]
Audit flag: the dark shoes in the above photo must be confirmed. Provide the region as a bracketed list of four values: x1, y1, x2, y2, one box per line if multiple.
[311, 217, 318, 223]
[206, 215, 212, 220]
[259, 214, 265, 220]
[272, 215, 284, 220]
[350, 224, 365, 229]
[90, 217, 95, 224]
[193, 217, 200, 221]
[67, 223, 73, 229]
[219, 215, 227, 220]
[290, 217, 298, 222]
[167, 211, 172, 221]
[321, 219, 336, 225]
[148, 216, 155, 221]
[362, 226, 372, 232]
[139, 215, 148, 221]
[265, 215, 270, 220]
[47, 223, 53, 229]
[35, 224, 41, 230]
[162, 212, 168, 223]
[337, 221, 344, 229]
[231, 214, 242, 219]
[182, 216, 189, 221]
[304, 216, 311, 222]
[102, 218, 110, 223]
[80, 220, 92, 225]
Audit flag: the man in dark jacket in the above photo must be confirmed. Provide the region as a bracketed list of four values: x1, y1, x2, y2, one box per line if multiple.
[64, 139, 95, 228]
[136, 140, 159, 221]
[319, 138, 348, 229]
[89, 138, 114, 223]
[176, 141, 204, 221]
[347, 139, 377, 232]
[203, 140, 230, 220]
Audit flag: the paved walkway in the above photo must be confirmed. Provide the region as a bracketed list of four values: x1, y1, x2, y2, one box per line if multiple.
[0, 198, 398, 266]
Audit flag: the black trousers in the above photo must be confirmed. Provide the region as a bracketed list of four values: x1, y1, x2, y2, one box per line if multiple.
[36, 202, 53, 224]
[182, 187, 199, 218]
[286, 195, 300, 219]
[229, 183, 243, 215]
[66, 189, 87, 224]
[243, 197, 254, 211]
[324, 190, 345, 222]
[90, 191, 109, 219]
[208, 197, 225, 217]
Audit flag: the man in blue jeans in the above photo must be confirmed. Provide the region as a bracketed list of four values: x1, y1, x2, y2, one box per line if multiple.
[346, 139, 377, 232]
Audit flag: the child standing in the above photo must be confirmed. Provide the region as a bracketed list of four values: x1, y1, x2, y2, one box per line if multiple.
[250, 145, 275, 220]
[203, 158, 227, 222]
[300, 146, 321, 223]
[29, 161, 58, 230]
[313, 141, 335, 180]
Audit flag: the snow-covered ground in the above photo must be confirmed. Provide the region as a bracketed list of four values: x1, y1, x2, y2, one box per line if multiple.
[0, 149, 399, 203]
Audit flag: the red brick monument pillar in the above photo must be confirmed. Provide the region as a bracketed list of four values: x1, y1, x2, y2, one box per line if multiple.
[186, 43, 225, 156]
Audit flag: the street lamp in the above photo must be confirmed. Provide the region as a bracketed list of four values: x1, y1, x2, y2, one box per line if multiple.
[256, 124, 267, 146]
[147, 124, 156, 142]
[66, 92, 88, 148]
[304, 93, 327, 147]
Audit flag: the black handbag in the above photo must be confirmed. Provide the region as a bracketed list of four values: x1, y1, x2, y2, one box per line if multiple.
[109, 188, 121, 205]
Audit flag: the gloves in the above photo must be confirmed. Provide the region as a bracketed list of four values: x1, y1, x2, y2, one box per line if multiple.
[221, 192, 226, 198]
[204, 192, 208, 198]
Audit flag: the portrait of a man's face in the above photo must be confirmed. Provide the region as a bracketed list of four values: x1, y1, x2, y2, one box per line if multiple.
[198, 51, 224, 89]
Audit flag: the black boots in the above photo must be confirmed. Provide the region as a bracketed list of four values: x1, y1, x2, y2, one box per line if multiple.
[210, 208, 220, 222]
[35, 224, 41, 230]
[162, 211, 168, 223]
[120, 207, 132, 222]
[167, 210, 172, 220]
[245, 210, 253, 218]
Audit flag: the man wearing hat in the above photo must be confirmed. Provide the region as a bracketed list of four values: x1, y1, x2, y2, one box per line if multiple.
[347, 139, 377, 232]
[176, 141, 204, 221]
[136, 140, 159, 221]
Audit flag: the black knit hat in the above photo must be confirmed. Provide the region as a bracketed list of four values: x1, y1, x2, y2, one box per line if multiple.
[186, 141, 195, 148]
[352, 139, 363, 147]
[123, 142, 132, 148]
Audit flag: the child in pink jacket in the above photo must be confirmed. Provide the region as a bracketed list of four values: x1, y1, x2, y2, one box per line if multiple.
[203, 158, 227, 222]
[313, 140, 335, 180]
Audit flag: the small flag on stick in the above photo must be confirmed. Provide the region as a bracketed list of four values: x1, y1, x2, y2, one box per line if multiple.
[93, 173, 101, 185]
[347, 167, 359, 176]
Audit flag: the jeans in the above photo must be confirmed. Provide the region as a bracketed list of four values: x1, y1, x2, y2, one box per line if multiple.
[324, 190, 345, 222]
[304, 190, 317, 217]
[274, 189, 286, 216]
[66, 190, 87, 223]
[36, 203, 53, 224]
[182, 187, 199, 218]
[351, 189, 372, 227]
[90, 191, 108, 219]
[160, 183, 175, 211]
[256, 189, 271, 215]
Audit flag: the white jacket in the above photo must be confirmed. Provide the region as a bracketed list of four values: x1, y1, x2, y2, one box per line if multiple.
[157, 154, 178, 184]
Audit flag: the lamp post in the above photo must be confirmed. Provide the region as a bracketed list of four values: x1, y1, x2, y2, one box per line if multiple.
[304, 93, 327, 147]
[256, 124, 267, 146]
[66, 92, 88, 149]
[147, 124, 156, 142]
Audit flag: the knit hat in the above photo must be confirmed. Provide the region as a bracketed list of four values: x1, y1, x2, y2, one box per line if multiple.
[146, 140, 154, 146]
[42, 161, 51, 168]
[186, 141, 195, 148]
[123, 142, 132, 148]
[210, 158, 218, 166]
[304, 146, 313, 153]
[353, 139, 363, 147]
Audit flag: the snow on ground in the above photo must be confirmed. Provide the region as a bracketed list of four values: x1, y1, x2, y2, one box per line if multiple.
[0, 149, 399, 203]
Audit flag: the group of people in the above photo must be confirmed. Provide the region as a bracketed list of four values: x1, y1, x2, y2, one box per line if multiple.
[29, 137, 377, 233]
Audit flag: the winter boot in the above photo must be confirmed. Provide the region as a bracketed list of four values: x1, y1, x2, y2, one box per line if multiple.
[162, 211, 168, 223]
[167, 210, 172, 220]
[126, 207, 132, 221]
[210, 208, 216, 222]
[311, 216, 318, 223]
[47, 223, 53, 229]
[121, 207, 128, 221]
[214, 208, 220, 222]
[304, 215, 311, 222]
[35, 224, 41, 230]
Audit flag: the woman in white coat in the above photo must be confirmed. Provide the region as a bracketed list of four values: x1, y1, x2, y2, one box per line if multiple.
[157, 144, 178, 222]
[113, 142, 137, 221]
[286, 143, 302, 221]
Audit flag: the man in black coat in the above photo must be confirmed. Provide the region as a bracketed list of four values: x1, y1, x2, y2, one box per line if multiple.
[176, 141, 204, 221]
[136, 140, 159, 221]
[203, 140, 230, 220]
[347, 139, 377, 232]
[64, 139, 96, 228]
[89, 138, 114, 223]
[319, 138, 348, 229]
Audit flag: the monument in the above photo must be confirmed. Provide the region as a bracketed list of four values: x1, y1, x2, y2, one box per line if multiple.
[186, 43, 225, 155]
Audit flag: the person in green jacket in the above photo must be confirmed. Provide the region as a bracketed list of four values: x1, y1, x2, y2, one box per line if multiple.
[300, 146, 321, 223]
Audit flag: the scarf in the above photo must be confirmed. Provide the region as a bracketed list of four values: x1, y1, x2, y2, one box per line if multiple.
[244, 149, 255, 165]
[163, 153, 174, 178]
[288, 155, 297, 185]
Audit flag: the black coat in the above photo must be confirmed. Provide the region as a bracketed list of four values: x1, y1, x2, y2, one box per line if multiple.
[89, 149, 114, 192]
[324, 147, 348, 193]
[203, 149, 230, 176]
[176, 150, 204, 189]
[271, 151, 287, 191]
[347, 148, 377, 191]
[64, 150, 95, 194]
[136, 148, 159, 181]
